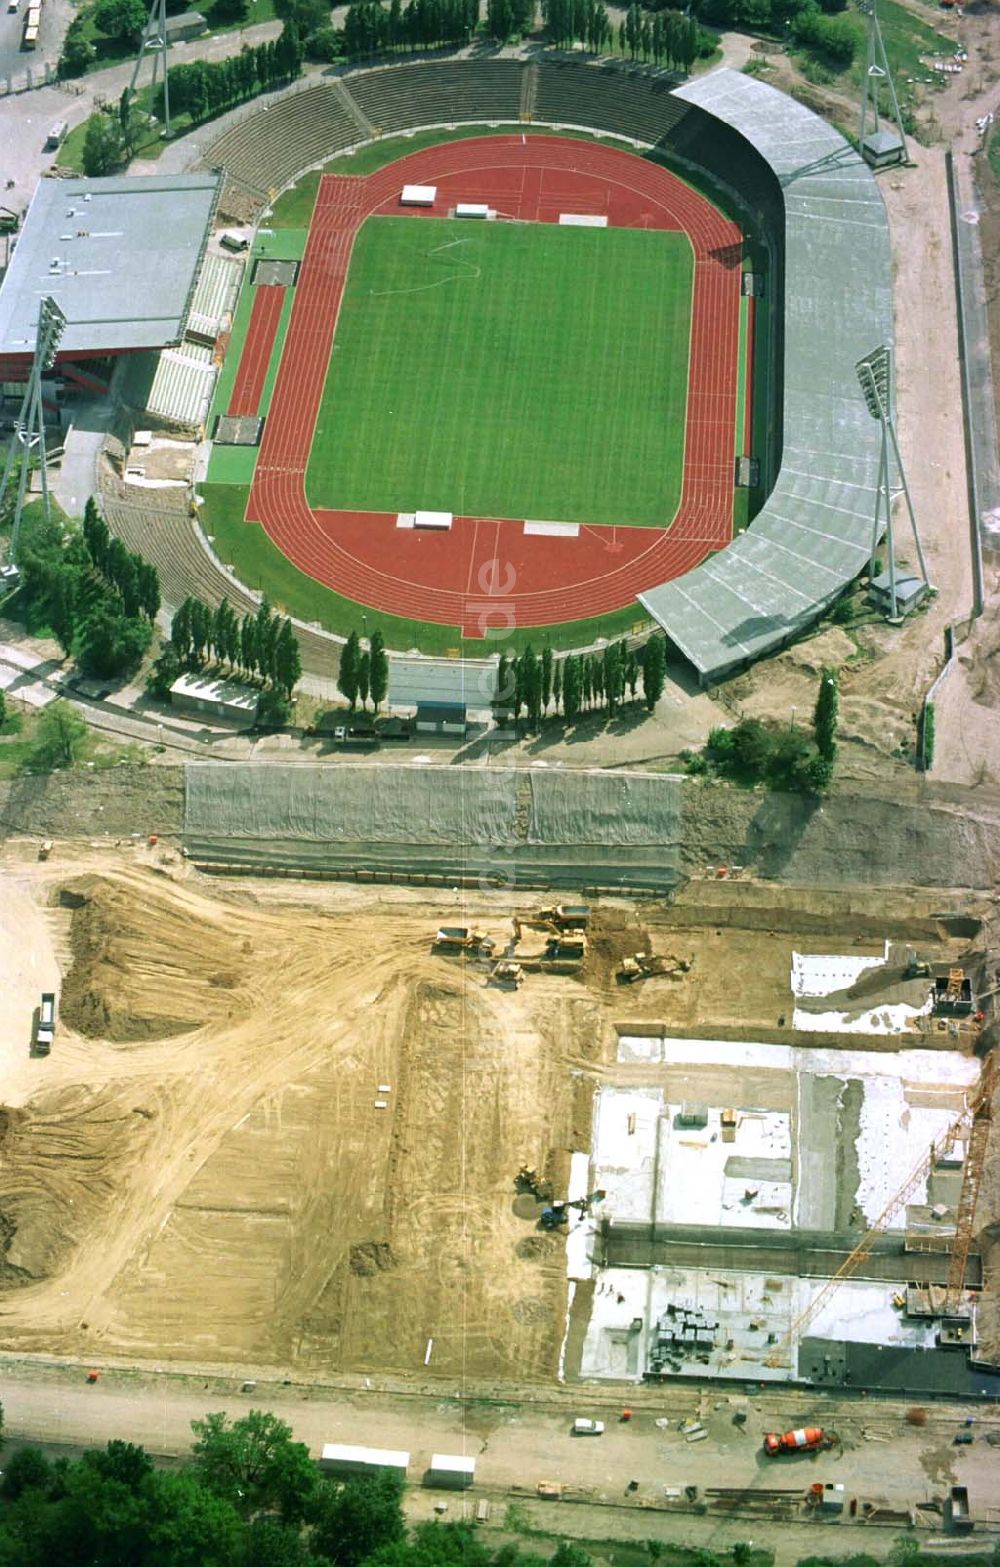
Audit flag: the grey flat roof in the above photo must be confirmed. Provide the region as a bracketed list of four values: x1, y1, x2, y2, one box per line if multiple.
[389, 656, 496, 711]
[0, 173, 221, 358]
[640, 70, 893, 680]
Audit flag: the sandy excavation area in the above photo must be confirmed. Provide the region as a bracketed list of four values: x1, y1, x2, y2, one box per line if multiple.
[0, 841, 994, 1383]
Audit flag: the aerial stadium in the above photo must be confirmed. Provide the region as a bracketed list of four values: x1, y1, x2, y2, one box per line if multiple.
[0, 60, 893, 684]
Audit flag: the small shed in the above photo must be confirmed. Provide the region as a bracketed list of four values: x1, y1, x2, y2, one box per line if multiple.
[169, 671, 258, 724]
[389, 655, 496, 722]
[319, 1444, 410, 1478]
[861, 129, 905, 170]
[868, 571, 928, 617]
[416, 703, 467, 736]
[165, 9, 207, 39]
[426, 1454, 476, 1490]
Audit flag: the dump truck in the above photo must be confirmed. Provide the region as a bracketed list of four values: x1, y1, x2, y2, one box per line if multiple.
[763, 1427, 836, 1456]
[36, 991, 56, 1055]
[434, 927, 494, 954]
[536, 904, 591, 929]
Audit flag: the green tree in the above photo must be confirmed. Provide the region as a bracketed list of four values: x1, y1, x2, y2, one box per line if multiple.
[309, 1471, 406, 1567]
[1, 1446, 52, 1500]
[274, 620, 302, 699]
[603, 641, 624, 716]
[494, 651, 513, 716]
[256, 687, 293, 729]
[246, 1516, 322, 1566]
[813, 667, 838, 762]
[142, 1469, 245, 1567]
[73, 603, 152, 678]
[641, 634, 666, 712]
[339, 629, 360, 709]
[83, 497, 110, 574]
[519, 645, 542, 727]
[86, 1440, 154, 1492]
[172, 597, 195, 662]
[190, 1410, 317, 1525]
[82, 111, 127, 177]
[562, 655, 582, 725]
[369, 628, 388, 712]
[356, 651, 370, 710]
[552, 656, 562, 715]
[540, 645, 553, 714]
[31, 700, 88, 769]
[147, 641, 182, 701]
[59, 19, 97, 75]
[731, 1545, 753, 1567]
[93, 0, 147, 38]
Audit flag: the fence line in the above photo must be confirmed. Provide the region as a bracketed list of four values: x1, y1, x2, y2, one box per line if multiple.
[0, 61, 58, 96]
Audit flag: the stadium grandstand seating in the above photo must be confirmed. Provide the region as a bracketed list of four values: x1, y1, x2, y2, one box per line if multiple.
[102, 490, 338, 669]
[345, 58, 524, 135]
[186, 252, 242, 343]
[199, 82, 361, 197]
[534, 60, 688, 145]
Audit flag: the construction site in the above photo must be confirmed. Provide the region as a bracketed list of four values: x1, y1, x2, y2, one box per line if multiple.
[0, 835, 997, 1421]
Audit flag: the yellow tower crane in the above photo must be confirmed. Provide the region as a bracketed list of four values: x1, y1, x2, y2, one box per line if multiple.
[766, 1050, 998, 1369]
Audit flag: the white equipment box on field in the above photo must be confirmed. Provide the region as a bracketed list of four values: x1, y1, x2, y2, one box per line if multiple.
[401, 184, 437, 206]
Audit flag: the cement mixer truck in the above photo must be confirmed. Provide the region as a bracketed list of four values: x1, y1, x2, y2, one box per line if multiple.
[763, 1427, 837, 1457]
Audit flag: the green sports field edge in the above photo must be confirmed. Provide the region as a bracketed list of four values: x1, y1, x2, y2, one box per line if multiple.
[305, 216, 694, 529]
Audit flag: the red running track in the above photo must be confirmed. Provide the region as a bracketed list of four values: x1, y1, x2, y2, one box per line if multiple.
[228, 285, 286, 417]
[245, 137, 743, 636]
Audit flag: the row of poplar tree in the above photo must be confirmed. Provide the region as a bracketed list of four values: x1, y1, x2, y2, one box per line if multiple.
[495, 635, 667, 728]
[150, 594, 303, 704]
[336, 628, 390, 712]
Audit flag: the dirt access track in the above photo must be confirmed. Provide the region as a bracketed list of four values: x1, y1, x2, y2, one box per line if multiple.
[0, 842, 993, 1383]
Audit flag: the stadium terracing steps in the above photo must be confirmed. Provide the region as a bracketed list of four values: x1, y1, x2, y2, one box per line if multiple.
[246, 136, 739, 634]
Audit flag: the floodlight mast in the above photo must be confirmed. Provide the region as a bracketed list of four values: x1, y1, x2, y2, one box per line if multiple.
[127, 0, 170, 140]
[0, 296, 67, 561]
[855, 344, 930, 620]
[858, 0, 909, 164]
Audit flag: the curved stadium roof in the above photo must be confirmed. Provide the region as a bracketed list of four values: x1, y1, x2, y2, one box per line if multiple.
[639, 69, 894, 682]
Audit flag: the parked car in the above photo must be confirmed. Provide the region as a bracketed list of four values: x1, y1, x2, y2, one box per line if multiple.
[572, 1418, 604, 1436]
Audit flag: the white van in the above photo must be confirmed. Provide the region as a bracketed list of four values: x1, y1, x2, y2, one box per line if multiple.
[572, 1418, 605, 1436]
[45, 122, 68, 151]
[7, 1, 19, 15]
[219, 231, 249, 253]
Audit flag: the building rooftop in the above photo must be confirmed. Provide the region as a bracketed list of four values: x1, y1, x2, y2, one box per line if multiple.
[170, 670, 258, 712]
[640, 70, 893, 681]
[389, 656, 495, 712]
[0, 173, 221, 358]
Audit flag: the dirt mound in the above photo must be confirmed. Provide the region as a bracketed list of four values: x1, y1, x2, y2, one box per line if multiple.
[349, 1242, 396, 1277]
[58, 874, 253, 1042]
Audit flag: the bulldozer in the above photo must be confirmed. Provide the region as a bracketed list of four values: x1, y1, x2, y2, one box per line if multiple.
[491, 960, 524, 989]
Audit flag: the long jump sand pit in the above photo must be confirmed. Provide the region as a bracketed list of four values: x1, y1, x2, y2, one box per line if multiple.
[0, 846, 991, 1384]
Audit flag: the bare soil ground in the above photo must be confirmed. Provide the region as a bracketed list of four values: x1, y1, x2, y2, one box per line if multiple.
[0, 843, 996, 1380]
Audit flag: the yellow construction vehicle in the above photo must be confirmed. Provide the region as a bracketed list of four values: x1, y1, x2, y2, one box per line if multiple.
[434, 926, 495, 955]
[491, 960, 524, 988]
[617, 952, 690, 984]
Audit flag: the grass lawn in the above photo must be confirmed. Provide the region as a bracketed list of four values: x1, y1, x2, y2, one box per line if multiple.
[200, 484, 645, 654]
[305, 216, 693, 528]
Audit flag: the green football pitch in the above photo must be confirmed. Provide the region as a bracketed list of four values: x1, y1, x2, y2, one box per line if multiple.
[304, 216, 694, 529]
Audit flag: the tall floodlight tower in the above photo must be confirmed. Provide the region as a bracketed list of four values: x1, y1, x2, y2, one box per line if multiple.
[127, 0, 171, 140]
[858, 0, 908, 169]
[855, 345, 930, 621]
[0, 295, 67, 560]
